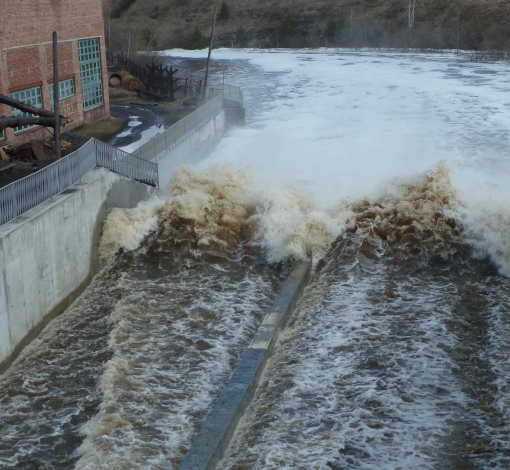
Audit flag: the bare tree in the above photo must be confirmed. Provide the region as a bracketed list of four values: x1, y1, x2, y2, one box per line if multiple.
[456, 12, 461, 54]
[103, 0, 114, 49]
[404, 0, 417, 29]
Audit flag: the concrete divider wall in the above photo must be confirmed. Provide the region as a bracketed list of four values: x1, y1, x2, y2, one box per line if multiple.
[0, 168, 158, 373]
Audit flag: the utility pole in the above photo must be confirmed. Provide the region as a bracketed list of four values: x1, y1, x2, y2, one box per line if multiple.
[53, 31, 61, 160]
[203, 6, 217, 100]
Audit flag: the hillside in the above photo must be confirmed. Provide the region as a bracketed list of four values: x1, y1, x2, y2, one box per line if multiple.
[104, 0, 510, 52]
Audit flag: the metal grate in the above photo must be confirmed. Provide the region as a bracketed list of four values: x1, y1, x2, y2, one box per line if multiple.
[78, 38, 103, 109]
[11, 86, 43, 133]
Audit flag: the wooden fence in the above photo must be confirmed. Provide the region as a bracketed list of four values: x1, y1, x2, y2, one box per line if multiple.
[107, 52, 205, 99]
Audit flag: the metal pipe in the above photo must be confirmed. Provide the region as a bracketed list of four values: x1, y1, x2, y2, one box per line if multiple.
[0, 116, 67, 131]
[0, 94, 67, 120]
[53, 31, 61, 159]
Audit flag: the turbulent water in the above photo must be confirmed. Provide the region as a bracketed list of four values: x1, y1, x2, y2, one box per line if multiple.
[0, 223, 290, 468]
[2, 50, 510, 469]
[220, 169, 510, 469]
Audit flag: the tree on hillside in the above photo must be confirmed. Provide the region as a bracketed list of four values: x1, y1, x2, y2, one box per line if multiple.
[281, 15, 298, 39]
[219, 2, 230, 20]
[236, 27, 249, 47]
[325, 17, 345, 45]
[464, 30, 484, 60]
[104, 0, 114, 49]
[140, 27, 158, 52]
[192, 27, 207, 49]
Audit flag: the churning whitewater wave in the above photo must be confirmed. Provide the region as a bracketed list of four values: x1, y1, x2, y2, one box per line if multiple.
[99, 164, 352, 265]
[215, 163, 510, 470]
[99, 161, 510, 278]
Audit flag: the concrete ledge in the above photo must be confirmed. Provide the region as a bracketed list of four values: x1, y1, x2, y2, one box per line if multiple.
[178, 260, 311, 470]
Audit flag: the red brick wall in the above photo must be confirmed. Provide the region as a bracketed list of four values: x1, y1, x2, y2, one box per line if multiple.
[0, 0, 110, 146]
[1, 0, 105, 49]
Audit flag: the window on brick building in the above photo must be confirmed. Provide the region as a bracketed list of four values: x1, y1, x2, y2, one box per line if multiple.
[49, 78, 76, 111]
[78, 38, 103, 109]
[11, 86, 43, 133]
[0, 130, 4, 141]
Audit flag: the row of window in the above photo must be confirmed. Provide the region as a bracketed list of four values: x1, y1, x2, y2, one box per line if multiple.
[78, 38, 103, 109]
[2, 37, 103, 136]
[10, 79, 76, 133]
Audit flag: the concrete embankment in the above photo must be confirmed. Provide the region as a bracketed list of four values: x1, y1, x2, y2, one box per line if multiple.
[0, 168, 158, 373]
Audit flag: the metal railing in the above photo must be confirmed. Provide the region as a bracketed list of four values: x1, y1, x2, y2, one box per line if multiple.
[94, 139, 159, 186]
[222, 84, 244, 106]
[0, 139, 158, 226]
[0, 84, 241, 226]
[131, 85, 243, 163]
[132, 93, 225, 163]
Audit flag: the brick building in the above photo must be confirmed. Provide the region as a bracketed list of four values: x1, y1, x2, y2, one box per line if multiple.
[0, 0, 110, 146]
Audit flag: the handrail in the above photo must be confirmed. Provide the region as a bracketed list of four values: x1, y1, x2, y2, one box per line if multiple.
[132, 85, 242, 163]
[0, 84, 242, 227]
[0, 139, 158, 226]
[93, 139, 159, 186]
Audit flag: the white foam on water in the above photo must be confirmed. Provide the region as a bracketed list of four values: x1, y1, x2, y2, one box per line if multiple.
[219, 254, 480, 469]
[99, 195, 165, 259]
[100, 164, 352, 266]
[450, 196, 510, 277]
[159, 48, 510, 275]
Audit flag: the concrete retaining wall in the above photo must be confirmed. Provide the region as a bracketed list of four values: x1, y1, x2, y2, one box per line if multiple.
[157, 109, 227, 189]
[157, 106, 244, 189]
[178, 261, 311, 470]
[0, 168, 158, 373]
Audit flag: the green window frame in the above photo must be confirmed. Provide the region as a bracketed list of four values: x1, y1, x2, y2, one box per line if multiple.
[78, 37, 103, 109]
[50, 78, 75, 110]
[0, 130, 4, 141]
[11, 86, 43, 133]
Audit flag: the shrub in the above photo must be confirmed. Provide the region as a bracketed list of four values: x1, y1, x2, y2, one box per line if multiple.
[236, 26, 249, 47]
[325, 17, 345, 44]
[280, 15, 297, 38]
[140, 27, 158, 49]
